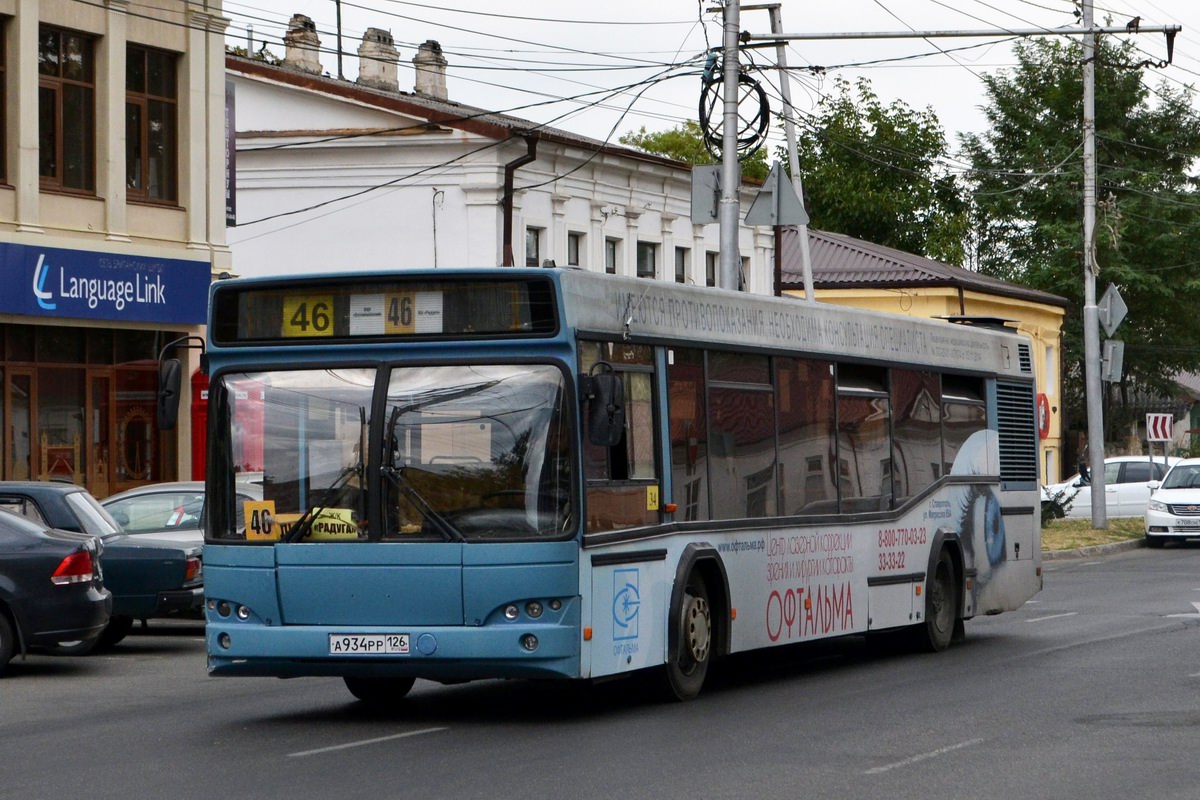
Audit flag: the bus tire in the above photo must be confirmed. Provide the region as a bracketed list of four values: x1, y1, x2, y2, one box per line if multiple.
[916, 548, 959, 653]
[659, 572, 712, 701]
[343, 676, 416, 704]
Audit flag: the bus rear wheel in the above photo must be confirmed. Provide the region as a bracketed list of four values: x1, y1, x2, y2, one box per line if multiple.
[343, 676, 416, 704]
[916, 549, 959, 652]
[660, 573, 712, 701]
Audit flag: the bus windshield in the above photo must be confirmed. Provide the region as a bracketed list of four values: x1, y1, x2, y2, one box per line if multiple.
[384, 365, 572, 540]
[216, 364, 573, 542]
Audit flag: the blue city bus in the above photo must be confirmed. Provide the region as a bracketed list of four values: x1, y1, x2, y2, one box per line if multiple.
[180, 268, 1042, 703]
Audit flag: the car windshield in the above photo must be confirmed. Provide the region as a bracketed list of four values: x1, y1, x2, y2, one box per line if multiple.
[1163, 464, 1200, 490]
[213, 364, 573, 542]
[65, 491, 123, 536]
[105, 490, 206, 533]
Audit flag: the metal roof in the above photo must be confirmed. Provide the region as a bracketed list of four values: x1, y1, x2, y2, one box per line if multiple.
[780, 227, 1069, 309]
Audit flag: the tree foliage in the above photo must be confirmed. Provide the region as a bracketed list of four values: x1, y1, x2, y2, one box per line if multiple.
[791, 77, 969, 265]
[962, 36, 1200, 435]
[619, 120, 770, 181]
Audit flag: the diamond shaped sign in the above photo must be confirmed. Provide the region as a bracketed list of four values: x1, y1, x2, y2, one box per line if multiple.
[1098, 284, 1127, 337]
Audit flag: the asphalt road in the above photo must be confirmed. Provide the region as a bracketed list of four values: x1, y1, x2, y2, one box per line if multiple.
[4, 544, 1200, 800]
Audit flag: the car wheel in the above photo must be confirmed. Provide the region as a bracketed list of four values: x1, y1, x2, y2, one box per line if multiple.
[343, 676, 416, 704]
[0, 614, 15, 675]
[95, 616, 134, 651]
[44, 637, 99, 657]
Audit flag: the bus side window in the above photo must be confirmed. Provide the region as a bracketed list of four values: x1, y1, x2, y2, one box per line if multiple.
[579, 341, 658, 532]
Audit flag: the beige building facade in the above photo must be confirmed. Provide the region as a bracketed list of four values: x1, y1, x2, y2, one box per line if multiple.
[0, 0, 230, 497]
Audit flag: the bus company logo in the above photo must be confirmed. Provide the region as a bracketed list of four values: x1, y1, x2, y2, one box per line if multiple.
[31, 255, 56, 310]
[612, 568, 640, 641]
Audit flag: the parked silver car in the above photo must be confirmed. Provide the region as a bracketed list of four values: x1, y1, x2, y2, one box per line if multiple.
[101, 480, 262, 543]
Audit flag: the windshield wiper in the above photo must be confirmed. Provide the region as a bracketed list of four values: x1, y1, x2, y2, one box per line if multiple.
[383, 406, 465, 543]
[282, 462, 362, 543]
[284, 408, 367, 543]
[380, 464, 464, 543]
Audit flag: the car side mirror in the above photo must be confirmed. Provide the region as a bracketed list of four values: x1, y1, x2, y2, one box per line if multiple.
[1148, 480, 1160, 490]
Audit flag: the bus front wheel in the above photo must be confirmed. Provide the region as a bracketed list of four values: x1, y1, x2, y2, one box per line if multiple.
[343, 676, 416, 704]
[916, 549, 959, 653]
[660, 572, 712, 701]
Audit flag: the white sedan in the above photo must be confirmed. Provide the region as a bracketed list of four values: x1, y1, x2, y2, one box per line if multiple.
[1042, 455, 1178, 519]
[1145, 458, 1200, 547]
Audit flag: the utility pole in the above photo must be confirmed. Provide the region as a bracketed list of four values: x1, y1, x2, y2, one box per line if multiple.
[748, 3, 813, 300]
[719, 0, 742, 291]
[1081, 0, 1106, 528]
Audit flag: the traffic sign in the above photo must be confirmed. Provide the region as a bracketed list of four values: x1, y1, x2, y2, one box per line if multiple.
[690, 165, 722, 225]
[1098, 284, 1127, 337]
[744, 162, 809, 227]
[1147, 413, 1174, 442]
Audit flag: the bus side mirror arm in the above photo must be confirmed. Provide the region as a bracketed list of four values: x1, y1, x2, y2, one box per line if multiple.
[157, 335, 206, 431]
[581, 362, 624, 448]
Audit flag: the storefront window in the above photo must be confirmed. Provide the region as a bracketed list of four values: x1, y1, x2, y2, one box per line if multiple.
[0, 324, 180, 496]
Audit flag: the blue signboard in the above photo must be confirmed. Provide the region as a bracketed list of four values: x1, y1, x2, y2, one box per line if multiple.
[0, 243, 211, 325]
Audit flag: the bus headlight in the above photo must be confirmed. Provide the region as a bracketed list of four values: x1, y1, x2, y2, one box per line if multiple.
[520, 634, 539, 651]
[504, 605, 520, 620]
[525, 601, 543, 618]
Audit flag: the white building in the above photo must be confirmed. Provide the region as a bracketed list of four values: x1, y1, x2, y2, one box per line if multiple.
[0, 0, 230, 496]
[226, 17, 774, 292]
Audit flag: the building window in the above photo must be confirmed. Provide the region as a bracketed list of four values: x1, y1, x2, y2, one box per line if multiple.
[525, 227, 542, 266]
[740, 256, 750, 291]
[567, 232, 583, 267]
[39, 27, 96, 193]
[675, 247, 688, 284]
[636, 242, 657, 279]
[127, 45, 178, 203]
[605, 238, 619, 275]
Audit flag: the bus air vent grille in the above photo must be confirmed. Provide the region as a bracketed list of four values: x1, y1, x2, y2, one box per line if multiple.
[996, 380, 1038, 485]
[1018, 343, 1032, 374]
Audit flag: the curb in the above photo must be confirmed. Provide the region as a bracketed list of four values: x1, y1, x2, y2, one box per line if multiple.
[1042, 537, 1146, 560]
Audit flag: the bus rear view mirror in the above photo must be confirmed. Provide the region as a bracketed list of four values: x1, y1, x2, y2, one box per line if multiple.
[158, 358, 183, 431]
[583, 368, 624, 448]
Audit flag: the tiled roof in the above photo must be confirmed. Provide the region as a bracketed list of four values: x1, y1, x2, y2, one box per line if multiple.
[780, 227, 1068, 308]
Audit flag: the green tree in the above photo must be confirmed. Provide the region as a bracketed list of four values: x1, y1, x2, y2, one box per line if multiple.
[619, 120, 770, 181]
[963, 36, 1200, 435]
[793, 77, 969, 265]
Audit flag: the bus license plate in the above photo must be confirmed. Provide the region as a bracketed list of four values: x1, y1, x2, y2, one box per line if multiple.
[329, 634, 410, 655]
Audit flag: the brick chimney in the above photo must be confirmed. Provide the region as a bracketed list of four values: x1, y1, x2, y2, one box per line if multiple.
[282, 14, 322, 75]
[357, 28, 399, 92]
[413, 40, 448, 100]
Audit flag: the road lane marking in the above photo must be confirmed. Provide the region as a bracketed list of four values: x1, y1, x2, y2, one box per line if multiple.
[1026, 612, 1078, 623]
[1166, 602, 1200, 618]
[864, 738, 984, 775]
[288, 727, 447, 757]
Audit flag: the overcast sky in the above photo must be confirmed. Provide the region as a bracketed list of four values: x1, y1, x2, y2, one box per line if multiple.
[223, 0, 1200, 161]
